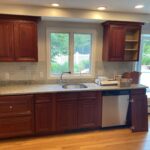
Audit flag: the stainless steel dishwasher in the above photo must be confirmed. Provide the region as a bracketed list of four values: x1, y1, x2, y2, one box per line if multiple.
[102, 90, 129, 127]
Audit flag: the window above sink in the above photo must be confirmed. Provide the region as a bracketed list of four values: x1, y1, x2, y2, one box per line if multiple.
[46, 27, 96, 80]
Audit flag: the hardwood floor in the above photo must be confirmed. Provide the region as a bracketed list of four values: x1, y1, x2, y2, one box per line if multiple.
[0, 116, 150, 150]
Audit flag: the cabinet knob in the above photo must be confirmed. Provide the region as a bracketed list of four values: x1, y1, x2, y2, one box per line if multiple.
[9, 106, 13, 110]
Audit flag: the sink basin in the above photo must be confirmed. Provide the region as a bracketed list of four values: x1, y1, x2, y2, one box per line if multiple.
[62, 83, 87, 89]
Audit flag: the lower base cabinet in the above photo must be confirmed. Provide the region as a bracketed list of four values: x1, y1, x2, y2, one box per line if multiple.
[0, 95, 34, 138]
[56, 99, 78, 131]
[78, 92, 101, 129]
[35, 94, 54, 134]
[0, 89, 148, 139]
[130, 89, 148, 132]
[55, 92, 102, 132]
[0, 116, 33, 138]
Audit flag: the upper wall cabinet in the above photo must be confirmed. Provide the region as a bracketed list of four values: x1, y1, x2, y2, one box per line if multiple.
[102, 21, 144, 61]
[0, 15, 40, 62]
[0, 21, 14, 61]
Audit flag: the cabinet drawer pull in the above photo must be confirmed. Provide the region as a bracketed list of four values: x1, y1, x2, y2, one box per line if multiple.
[9, 106, 13, 110]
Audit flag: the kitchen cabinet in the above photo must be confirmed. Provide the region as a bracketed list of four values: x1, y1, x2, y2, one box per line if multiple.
[0, 21, 14, 61]
[35, 94, 54, 134]
[0, 15, 40, 62]
[35, 92, 101, 133]
[0, 95, 34, 138]
[55, 92, 102, 131]
[14, 21, 38, 61]
[0, 87, 147, 139]
[102, 21, 143, 61]
[78, 92, 101, 129]
[130, 89, 148, 132]
[55, 93, 78, 131]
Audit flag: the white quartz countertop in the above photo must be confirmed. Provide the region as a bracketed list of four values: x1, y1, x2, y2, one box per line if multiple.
[0, 83, 147, 96]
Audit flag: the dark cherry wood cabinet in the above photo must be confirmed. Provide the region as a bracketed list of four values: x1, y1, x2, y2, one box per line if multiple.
[0, 20, 14, 61]
[0, 95, 34, 138]
[78, 92, 101, 129]
[0, 15, 40, 62]
[55, 93, 78, 131]
[35, 94, 54, 134]
[55, 92, 102, 131]
[0, 88, 147, 139]
[14, 21, 38, 61]
[102, 21, 143, 61]
[130, 89, 148, 132]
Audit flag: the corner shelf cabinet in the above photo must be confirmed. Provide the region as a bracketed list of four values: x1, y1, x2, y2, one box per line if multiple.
[102, 21, 144, 61]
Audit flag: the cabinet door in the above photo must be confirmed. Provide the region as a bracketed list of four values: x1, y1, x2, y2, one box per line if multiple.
[109, 25, 125, 61]
[131, 90, 148, 132]
[56, 100, 77, 131]
[55, 93, 77, 131]
[0, 95, 33, 117]
[78, 92, 101, 129]
[14, 21, 38, 62]
[35, 94, 54, 134]
[0, 116, 33, 138]
[0, 95, 34, 138]
[0, 21, 14, 61]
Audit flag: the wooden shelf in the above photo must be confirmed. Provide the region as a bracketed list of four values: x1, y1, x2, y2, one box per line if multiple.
[125, 49, 138, 51]
[125, 40, 138, 42]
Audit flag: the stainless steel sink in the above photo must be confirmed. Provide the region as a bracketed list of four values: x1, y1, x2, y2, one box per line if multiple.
[62, 83, 87, 89]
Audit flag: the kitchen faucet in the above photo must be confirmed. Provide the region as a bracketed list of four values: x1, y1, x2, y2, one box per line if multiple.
[60, 71, 71, 84]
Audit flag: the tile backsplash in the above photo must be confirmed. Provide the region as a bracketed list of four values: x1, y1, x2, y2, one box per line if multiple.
[0, 62, 46, 82]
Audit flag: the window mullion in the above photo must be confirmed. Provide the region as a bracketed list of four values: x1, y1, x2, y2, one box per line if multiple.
[69, 32, 74, 74]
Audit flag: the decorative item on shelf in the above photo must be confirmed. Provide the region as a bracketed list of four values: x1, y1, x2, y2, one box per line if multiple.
[122, 71, 141, 84]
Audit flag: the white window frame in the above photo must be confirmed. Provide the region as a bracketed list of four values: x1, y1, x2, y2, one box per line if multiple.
[46, 27, 96, 80]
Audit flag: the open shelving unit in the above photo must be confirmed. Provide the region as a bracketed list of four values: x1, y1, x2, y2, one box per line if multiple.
[124, 28, 140, 61]
[102, 21, 143, 61]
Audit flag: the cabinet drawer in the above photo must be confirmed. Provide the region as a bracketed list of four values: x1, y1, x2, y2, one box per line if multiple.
[78, 91, 99, 99]
[130, 89, 146, 95]
[35, 94, 53, 103]
[56, 92, 78, 101]
[0, 116, 33, 138]
[0, 95, 33, 117]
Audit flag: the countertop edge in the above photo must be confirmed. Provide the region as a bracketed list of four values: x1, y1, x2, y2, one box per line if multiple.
[0, 83, 147, 96]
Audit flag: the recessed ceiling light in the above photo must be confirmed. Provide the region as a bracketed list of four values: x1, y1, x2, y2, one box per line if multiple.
[135, 5, 144, 9]
[51, 3, 60, 7]
[97, 6, 106, 10]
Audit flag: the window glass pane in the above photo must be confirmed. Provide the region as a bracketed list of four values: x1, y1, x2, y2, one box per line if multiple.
[74, 33, 92, 74]
[140, 35, 150, 91]
[50, 33, 69, 75]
